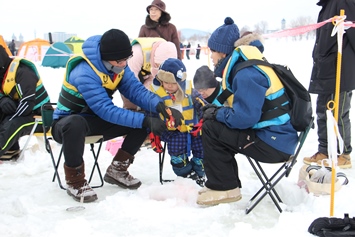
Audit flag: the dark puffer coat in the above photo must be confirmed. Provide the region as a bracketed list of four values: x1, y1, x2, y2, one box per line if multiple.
[139, 14, 181, 60]
[309, 0, 355, 94]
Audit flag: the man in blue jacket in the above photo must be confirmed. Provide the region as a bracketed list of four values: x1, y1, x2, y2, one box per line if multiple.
[51, 29, 183, 203]
[196, 18, 298, 206]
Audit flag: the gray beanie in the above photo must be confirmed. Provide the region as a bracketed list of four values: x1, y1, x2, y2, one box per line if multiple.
[193, 66, 218, 90]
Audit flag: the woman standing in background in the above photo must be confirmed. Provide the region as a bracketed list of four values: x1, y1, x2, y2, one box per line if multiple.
[139, 0, 182, 60]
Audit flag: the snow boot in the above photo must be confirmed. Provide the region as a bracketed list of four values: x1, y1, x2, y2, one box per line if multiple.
[191, 157, 205, 177]
[104, 148, 141, 189]
[170, 154, 193, 177]
[64, 163, 98, 203]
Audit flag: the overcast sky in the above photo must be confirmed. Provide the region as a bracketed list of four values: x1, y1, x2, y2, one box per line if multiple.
[2, 0, 321, 41]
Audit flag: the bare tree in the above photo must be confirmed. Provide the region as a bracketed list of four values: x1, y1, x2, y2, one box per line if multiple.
[240, 25, 251, 37]
[289, 16, 316, 40]
[254, 21, 269, 34]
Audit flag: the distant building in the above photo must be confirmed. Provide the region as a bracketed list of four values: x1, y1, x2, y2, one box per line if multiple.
[19, 34, 24, 42]
[281, 19, 286, 30]
[43, 32, 77, 43]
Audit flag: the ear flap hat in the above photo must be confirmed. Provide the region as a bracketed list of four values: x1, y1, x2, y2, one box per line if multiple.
[154, 58, 187, 102]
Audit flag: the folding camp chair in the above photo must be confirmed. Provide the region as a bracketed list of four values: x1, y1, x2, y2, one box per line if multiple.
[245, 117, 314, 214]
[41, 103, 104, 190]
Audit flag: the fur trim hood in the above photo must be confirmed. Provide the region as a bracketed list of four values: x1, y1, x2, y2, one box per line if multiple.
[144, 13, 171, 28]
[234, 32, 265, 53]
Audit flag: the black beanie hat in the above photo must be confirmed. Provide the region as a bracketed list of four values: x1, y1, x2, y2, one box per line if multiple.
[193, 65, 218, 90]
[100, 29, 132, 61]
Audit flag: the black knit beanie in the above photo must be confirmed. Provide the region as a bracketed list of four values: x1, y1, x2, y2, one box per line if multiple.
[193, 65, 218, 90]
[100, 29, 132, 61]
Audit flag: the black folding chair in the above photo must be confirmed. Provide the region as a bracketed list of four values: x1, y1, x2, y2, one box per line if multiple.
[41, 102, 104, 190]
[245, 117, 314, 214]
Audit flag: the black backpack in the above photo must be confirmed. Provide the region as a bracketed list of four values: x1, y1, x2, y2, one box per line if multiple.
[217, 59, 313, 131]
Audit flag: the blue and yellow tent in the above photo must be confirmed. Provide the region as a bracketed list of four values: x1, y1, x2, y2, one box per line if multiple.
[64, 36, 84, 55]
[42, 42, 72, 68]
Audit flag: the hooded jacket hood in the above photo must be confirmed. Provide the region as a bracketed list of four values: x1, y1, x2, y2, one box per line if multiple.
[234, 32, 265, 53]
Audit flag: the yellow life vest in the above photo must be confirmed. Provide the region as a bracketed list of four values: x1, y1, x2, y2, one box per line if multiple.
[58, 55, 124, 112]
[64, 55, 123, 91]
[222, 45, 284, 107]
[150, 80, 196, 132]
[3, 58, 44, 100]
[131, 38, 166, 72]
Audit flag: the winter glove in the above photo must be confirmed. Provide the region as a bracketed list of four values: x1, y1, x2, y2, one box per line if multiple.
[142, 116, 167, 136]
[0, 96, 17, 114]
[202, 104, 220, 121]
[156, 102, 184, 128]
[138, 68, 151, 84]
[191, 119, 204, 137]
[149, 132, 163, 153]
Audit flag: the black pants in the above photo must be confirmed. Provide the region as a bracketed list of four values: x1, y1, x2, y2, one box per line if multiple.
[202, 120, 290, 191]
[316, 91, 352, 155]
[51, 115, 148, 167]
[0, 114, 44, 156]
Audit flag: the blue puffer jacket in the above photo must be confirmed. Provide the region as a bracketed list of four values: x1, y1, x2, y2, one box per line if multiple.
[214, 39, 298, 155]
[53, 35, 162, 128]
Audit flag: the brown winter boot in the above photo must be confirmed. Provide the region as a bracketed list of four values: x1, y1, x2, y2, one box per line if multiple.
[64, 163, 98, 203]
[104, 149, 141, 189]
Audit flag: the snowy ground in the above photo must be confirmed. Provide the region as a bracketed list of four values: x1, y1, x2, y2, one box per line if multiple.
[1, 38, 354, 237]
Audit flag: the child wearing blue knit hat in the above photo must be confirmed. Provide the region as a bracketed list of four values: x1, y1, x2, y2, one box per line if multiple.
[151, 58, 207, 186]
[197, 17, 298, 206]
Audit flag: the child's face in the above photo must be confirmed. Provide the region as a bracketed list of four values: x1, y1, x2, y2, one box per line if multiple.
[197, 88, 215, 99]
[162, 81, 179, 94]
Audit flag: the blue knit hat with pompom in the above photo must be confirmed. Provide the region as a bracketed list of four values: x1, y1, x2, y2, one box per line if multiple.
[208, 17, 240, 55]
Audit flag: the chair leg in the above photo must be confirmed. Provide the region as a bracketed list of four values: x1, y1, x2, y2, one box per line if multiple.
[246, 157, 285, 214]
[159, 142, 173, 184]
[18, 119, 40, 161]
[87, 139, 104, 188]
[51, 146, 66, 190]
[255, 161, 284, 203]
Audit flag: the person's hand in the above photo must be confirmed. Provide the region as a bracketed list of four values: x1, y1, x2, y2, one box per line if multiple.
[0, 97, 17, 114]
[156, 102, 184, 128]
[142, 116, 167, 136]
[202, 104, 219, 121]
[138, 68, 151, 84]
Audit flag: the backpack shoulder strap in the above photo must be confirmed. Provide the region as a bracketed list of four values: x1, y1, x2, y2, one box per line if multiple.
[217, 59, 273, 104]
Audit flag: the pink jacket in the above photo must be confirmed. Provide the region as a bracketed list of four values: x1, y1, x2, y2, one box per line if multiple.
[122, 40, 177, 110]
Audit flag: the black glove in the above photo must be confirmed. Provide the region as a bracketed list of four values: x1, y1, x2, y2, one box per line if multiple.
[202, 104, 220, 121]
[138, 68, 151, 84]
[142, 116, 167, 136]
[156, 102, 184, 127]
[0, 96, 17, 114]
